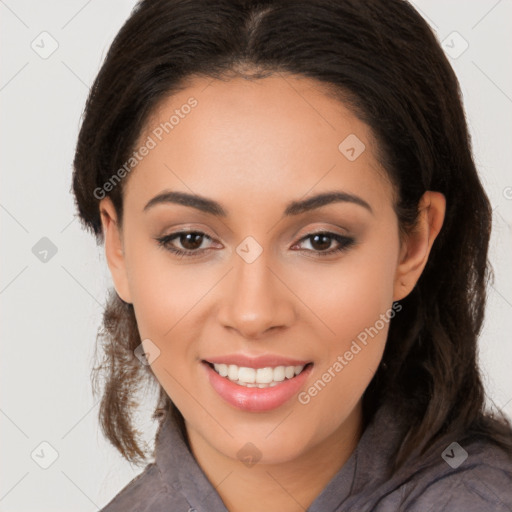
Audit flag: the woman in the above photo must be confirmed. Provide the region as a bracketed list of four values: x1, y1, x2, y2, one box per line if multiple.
[72, 0, 512, 510]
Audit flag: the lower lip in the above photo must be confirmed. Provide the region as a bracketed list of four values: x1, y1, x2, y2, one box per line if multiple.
[202, 362, 313, 412]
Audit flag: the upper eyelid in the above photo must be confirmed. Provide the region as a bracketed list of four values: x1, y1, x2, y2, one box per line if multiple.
[156, 215, 352, 238]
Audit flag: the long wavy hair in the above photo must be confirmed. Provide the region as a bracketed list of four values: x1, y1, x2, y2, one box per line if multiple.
[72, 0, 512, 472]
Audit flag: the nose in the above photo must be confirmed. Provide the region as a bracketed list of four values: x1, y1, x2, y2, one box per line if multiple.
[217, 252, 296, 340]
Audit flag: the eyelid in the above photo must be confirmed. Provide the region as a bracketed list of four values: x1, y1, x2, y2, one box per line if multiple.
[290, 222, 350, 243]
[158, 222, 349, 245]
[158, 224, 218, 239]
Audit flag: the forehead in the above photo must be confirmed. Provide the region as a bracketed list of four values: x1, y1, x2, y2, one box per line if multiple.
[124, 74, 394, 216]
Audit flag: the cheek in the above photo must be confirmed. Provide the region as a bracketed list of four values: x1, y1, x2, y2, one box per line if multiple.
[125, 241, 219, 402]
[124, 229, 213, 336]
[290, 238, 398, 346]
[291, 239, 397, 421]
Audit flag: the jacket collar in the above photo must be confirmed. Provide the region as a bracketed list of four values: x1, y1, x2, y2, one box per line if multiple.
[153, 399, 408, 512]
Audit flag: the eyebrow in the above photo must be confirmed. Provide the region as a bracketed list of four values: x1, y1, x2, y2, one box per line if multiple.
[143, 190, 373, 216]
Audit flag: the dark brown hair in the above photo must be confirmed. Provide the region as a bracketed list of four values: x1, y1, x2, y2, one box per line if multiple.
[72, 0, 512, 472]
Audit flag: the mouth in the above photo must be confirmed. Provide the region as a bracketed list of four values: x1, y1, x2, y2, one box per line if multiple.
[201, 358, 314, 412]
[204, 361, 312, 388]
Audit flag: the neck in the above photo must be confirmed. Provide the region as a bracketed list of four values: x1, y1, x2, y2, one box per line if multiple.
[186, 402, 363, 512]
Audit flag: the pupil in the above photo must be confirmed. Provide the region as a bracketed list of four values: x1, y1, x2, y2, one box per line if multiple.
[182, 232, 203, 250]
[312, 234, 331, 251]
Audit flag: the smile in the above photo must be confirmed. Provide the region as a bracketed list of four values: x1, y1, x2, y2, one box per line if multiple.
[209, 362, 307, 388]
[202, 359, 314, 412]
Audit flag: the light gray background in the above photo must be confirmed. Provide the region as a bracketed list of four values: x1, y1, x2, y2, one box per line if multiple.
[1, 1, 511, 510]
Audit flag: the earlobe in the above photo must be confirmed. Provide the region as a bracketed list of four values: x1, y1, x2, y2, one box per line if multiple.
[393, 191, 446, 302]
[99, 197, 132, 304]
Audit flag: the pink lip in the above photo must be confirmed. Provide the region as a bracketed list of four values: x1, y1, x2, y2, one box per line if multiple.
[202, 361, 313, 413]
[204, 354, 311, 368]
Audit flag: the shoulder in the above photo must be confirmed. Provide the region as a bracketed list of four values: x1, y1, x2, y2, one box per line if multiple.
[99, 463, 162, 512]
[400, 439, 512, 512]
[99, 462, 190, 512]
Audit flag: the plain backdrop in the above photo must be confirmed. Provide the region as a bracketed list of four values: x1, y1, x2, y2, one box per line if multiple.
[1, 1, 511, 510]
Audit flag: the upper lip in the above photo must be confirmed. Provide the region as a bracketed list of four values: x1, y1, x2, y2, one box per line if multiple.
[203, 354, 312, 368]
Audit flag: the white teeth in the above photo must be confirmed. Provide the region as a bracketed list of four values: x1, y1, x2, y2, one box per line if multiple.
[238, 367, 256, 383]
[273, 366, 285, 382]
[216, 364, 228, 377]
[228, 364, 238, 381]
[212, 363, 306, 386]
[256, 367, 273, 383]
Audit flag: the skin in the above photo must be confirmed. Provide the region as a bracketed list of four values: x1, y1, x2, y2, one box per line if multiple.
[99, 73, 445, 512]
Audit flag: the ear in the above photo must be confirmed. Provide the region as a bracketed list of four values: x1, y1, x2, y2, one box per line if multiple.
[99, 197, 132, 304]
[393, 191, 446, 302]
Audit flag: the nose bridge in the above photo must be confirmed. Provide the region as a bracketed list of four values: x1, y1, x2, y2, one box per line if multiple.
[217, 243, 295, 338]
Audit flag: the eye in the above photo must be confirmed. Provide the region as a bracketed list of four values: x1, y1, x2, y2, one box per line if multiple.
[155, 230, 216, 258]
[292, 232, 356, 257]
[155, 230, 356, 259]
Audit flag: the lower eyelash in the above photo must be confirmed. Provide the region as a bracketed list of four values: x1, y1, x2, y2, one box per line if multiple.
[155, 232, 355, 258]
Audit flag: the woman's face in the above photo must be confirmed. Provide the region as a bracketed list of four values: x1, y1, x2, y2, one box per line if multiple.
[99, 74, 437, 465]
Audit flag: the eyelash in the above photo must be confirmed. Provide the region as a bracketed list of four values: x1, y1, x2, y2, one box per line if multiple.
[155, 230, 356, 259]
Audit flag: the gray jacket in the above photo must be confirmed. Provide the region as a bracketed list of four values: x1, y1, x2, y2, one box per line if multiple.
[100, 401, 512, 511]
